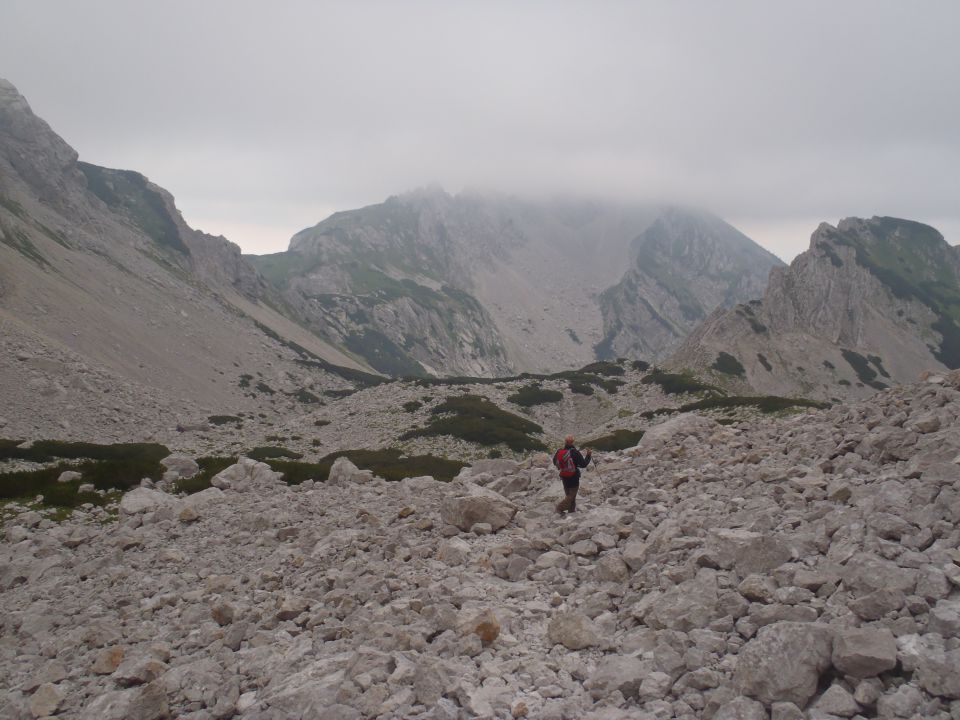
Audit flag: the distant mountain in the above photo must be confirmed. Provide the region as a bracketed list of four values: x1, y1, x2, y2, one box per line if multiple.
[596, 208, 784, 360]
[248, 192, 781, 376]
[671, 216, 960, 400]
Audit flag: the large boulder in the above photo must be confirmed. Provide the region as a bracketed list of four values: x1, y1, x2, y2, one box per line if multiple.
[327, 457, 375, 486]
[734, 622, 833, 707]
[159, 454, 199, 479]
[629, 413, 718, 454]
[211, 458, 283, 492]
[706, 528, 793, 575]
[642, 573, 720, 632]
[119, 487, 178, 516]
[439, 481, 516, 532]
[915, 648, 960, 699]
[585, 656, 653, 701]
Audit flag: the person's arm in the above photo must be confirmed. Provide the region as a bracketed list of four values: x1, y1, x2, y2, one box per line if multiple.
[572, 448, 592, 468]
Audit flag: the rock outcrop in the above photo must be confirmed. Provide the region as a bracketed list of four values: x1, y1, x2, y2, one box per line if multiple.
[672, 216, 960, 401]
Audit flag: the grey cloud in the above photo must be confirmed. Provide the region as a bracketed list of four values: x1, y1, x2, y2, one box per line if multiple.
[1, 0, 957, 258]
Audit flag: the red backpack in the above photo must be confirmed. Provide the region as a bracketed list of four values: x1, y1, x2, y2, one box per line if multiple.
[555, 448, 577, 478]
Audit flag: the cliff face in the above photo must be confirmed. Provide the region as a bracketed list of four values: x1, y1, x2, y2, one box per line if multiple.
[596, 209, 784, 361]
[671, 217, 960, 400]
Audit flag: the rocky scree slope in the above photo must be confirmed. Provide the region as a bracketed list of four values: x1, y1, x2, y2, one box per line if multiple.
[671, 217, 960, 402]
[0, 78, 373, 428]
[596, 209, 783, 362]
[249, 190, 781, 377]
[2, 371, 960, 719]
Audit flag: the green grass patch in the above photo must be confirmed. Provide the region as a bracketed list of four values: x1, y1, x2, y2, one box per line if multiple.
[247, 446, 303, 462]
[402, 394, 547, 452]
[641, 370, 720, 396]
[0, 440, 171, 510]
[314, 419, 332, 427]
[208, 415, 242, 426]
[290, 388, 321, 404]
[402, 400, 423, 413]
[583, 429, 645, 451]
[1, 227, 49, 267]
[507, 384, 564, 407]
[711, 352, 746, 377]
[324, 388, 355, 399]
[757, 354, 773, 372]
[255, 381, 276, 395]
[840, 349, 887, 390]
[631, 360, 651, 372]
[267, 448, 465, 484]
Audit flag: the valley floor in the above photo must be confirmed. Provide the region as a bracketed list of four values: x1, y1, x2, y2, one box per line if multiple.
[2, 372, 960, 718]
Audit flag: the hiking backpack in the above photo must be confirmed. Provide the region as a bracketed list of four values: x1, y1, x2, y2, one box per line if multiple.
[555, 448, 577, 478]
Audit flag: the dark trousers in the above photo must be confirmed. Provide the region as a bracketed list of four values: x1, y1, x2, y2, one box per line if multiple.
[556, 476, 579, 513]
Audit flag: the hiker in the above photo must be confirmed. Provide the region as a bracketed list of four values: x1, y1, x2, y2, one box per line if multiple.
[553, 435, 591, 514]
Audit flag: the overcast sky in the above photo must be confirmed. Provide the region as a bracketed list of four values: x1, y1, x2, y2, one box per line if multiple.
[1, 1, 958, 260]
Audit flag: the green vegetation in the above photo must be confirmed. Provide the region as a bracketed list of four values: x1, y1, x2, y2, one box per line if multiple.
[579, 361, 626, 377]
[757, 354, 773, 372]
[313, 419, 332, 427]
[290, 388, 321, 404]
[324, 388, 355, 399]
[413, 361, 626, 395]
[675, 395, 828, 414]
[822, 360, 835, 370]
[0, 440, 170, 511]
[402, 400, 423, 413]
[238, 374, 253, 388]
[641, 369, 720, 396]
[345, 329, 428, 377]
[507, 384, 564, 407]
[0, 195, 26, 217]
[711, 352, 746, 377]
[255, 381, 275, 395]
[566, 329, 582, 345]
[631, 360, 650, 372]
[173, 456, 236, 494]
[1, 227, 49, 267]
[246, 446, 303, 462]
[402, 394, 547, 452]
[78, 162, 189, 255]
[266, 448, 465, 485]
[208, 415, 242, 426]
[840, 349, 887, 390]
[583, 429, 645, 452]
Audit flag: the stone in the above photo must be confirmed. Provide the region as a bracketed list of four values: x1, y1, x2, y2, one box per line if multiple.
[29, 683, 64, 718]
[547, 612, 601, 650]
[113, 657, 167, 686]
[848, 589, 905, 620]
[211, 600, 235, 626]
[707, 528, 793, 575]
[770, 702, 804, 720]
[159, 454, 199, 479]
[327, 456, 374, 486]
[461, 608, 500, 645]
[876, 684, 923, 718]
[177, 505, 199, 523]
[78, 681, 168, 720]
[813, 684, 860, 718]
[622, 536, 649, 571]
[437, 537, 471, 565]
[739, 575, 777, 603]
[927, 599, 960, 638]
[119, 487, 178, 516]
[276, 595, 310, 621]
[734, 622, 834, 706]
[57, 470, 82, 483]
[916, 648, 960, 699]
[439, 481, 517, 532]
[594, 554, 629, 583]
[585, 655, 651, 701]
[831, 627, 897, 678]
[92, 646, 125, 674]
[714, 696, 768, 720]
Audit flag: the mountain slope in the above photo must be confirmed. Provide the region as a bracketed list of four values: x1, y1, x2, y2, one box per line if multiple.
[670, 216, 960, 400]
[596, 208, 784, 360]
[0, 78, 375, 439]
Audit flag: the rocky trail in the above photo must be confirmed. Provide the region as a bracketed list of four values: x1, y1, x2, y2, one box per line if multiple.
[2, 372, 960, 719]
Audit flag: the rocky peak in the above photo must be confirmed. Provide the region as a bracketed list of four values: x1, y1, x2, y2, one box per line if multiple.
[0, 78, 81, 204]
[671, 216, 960, 400]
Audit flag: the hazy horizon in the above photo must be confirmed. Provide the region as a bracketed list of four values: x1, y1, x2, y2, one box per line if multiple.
[2, 0, 958, 260]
